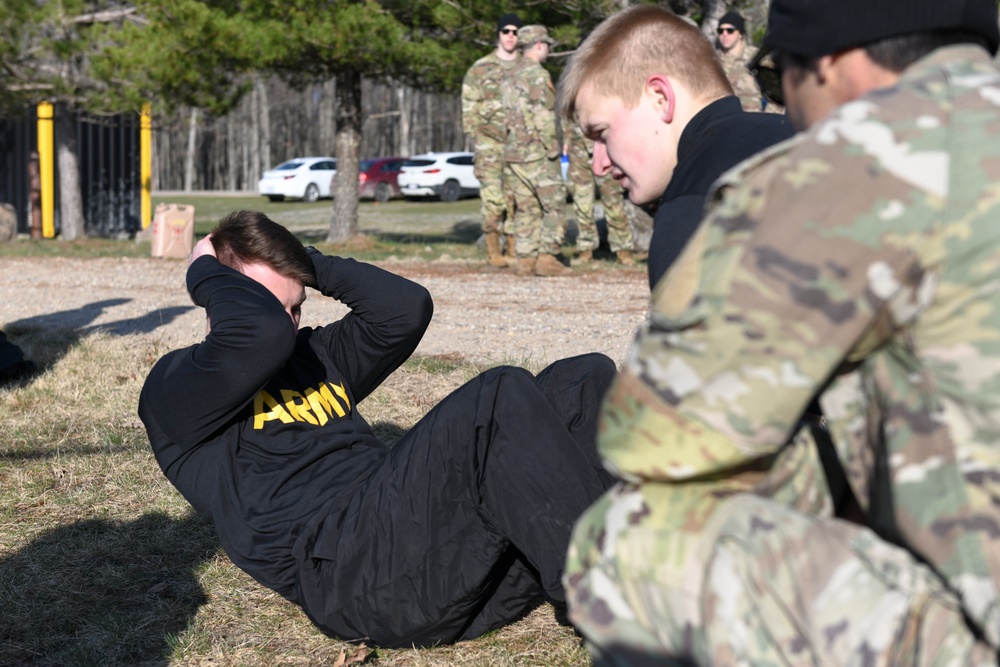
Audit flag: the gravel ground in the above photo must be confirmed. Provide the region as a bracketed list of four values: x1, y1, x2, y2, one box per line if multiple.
[0, 256, 649, 367]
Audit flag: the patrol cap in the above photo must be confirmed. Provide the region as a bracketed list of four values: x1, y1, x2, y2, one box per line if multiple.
[497, 13, 523, 32]
[717, 11, 746, 35]
[518, 25, 555, 46]
[762, 0, 1000, 57]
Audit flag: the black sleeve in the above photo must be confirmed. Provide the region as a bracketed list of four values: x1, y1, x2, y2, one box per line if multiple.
[306, 249, 433, 403]
[648, 195, 707, 290]
[140, 255, 298, 451]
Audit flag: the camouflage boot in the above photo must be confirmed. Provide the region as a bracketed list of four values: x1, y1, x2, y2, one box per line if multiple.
[503, 234, 518, 265]
[616, 250, 635, 266]
[535, 253, 572, 277]
[485, 232, 508, 268]
[514, 256, 537, 276]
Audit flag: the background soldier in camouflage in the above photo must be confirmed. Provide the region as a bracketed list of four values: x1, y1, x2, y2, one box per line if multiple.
[566, 0, 1000, 663]
[503, 24, 571, 277]
[564, 122, 636, 266]
[715, 11, 766, 112]
[462, 13, 522, 268]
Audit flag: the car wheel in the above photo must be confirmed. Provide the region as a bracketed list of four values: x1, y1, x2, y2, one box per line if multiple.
[266, 195, 284, 202]
[440, 179, 460, 203]
[303, 183, 320, 202]
[374, 182, 391, 203]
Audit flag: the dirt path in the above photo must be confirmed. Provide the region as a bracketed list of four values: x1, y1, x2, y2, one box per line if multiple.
[0, 257, 649, 367]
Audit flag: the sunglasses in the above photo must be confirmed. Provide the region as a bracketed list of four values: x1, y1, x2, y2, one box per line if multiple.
[717, 27, 738, 35]
[500, 28, 518, 35]
[749, 49, 784, 107]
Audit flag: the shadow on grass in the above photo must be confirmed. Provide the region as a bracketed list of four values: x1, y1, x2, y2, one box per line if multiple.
[0, 511, 218, 665]
[294, 220, 483, 248]
[3, 300, 195, 388]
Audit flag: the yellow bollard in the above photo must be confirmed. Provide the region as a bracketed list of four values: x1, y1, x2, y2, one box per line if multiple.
[141, 103, 152, 229]
[37, 102, 54, 239]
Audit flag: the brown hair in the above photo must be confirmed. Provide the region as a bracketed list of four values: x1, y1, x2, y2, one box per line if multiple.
[557, 5, 731, 119]
[210, 210, 317, 288]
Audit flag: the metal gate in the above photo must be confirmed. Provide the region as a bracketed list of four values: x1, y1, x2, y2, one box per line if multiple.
[0, 114, 37, 235]
[0, 109, 140, 237]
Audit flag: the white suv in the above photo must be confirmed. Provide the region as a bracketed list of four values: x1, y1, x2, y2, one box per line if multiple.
[397, 152, 481, 202]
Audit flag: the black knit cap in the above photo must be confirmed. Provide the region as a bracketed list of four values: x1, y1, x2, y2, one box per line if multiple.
[762, 0, 1000, 57]
[718, 11, 746, 35]
[497, 13, 524, 33]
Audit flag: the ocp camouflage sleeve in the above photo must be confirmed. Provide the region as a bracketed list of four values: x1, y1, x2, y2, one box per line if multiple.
[462, 53, 508, 145]
[597, 44, 1000, 647]
[504, 60, 558, 163]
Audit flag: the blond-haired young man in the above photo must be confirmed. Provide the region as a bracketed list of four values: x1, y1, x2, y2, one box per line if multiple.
[558, 5, 792, 289]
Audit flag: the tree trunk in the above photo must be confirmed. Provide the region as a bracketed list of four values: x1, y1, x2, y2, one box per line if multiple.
[226, 115, 238, 190]
[184, 107, 198, 191]
[328, 69, 362, 243]
[55, 104, 85, 240]
[257, 78, 272, 176]
[397, 84, 410, 155]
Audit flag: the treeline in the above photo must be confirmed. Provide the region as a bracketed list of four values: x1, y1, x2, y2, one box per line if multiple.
[153, 77, 465, 192]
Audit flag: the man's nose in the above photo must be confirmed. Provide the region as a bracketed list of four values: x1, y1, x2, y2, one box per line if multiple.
[591, 143, 611, 176]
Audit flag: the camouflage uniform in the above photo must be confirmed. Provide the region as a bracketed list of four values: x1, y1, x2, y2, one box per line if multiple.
[565, 123, 634, 254]
[718, 44, 763, 112]
[462, 52, 519, 235]
[503, 58, 567, 257]
[566, 44, 1000, 664]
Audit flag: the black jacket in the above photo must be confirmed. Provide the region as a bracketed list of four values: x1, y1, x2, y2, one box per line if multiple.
[648, 96, 795, 288]
[138, 251, 432, 600]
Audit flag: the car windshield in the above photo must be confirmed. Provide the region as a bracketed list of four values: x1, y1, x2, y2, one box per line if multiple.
[275, 161, 305, 171]
[404, 159, 435, 167]
[360, 160, 375, 171]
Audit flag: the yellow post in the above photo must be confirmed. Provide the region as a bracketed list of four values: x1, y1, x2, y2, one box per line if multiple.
[140, 102, 152, 229]
[37, 102, 55, 239]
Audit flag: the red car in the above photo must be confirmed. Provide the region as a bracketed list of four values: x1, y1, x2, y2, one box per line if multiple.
[358, 157, 407, 202]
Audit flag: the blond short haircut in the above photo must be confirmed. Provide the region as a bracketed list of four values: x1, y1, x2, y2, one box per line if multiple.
[557, 5, 732, 119]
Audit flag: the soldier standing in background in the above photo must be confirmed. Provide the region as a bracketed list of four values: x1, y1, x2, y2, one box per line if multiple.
[565, 0, 1000, 663]
[504, 25, 571, 277]
[564, 122, 636, 266]
[715, 11, 768, 112]
[462, 13, 522, 269]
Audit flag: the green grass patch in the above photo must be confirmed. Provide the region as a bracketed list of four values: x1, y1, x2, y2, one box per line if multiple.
[1, 194, 489, 264]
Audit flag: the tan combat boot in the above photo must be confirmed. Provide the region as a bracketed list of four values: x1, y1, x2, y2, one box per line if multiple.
[485, 232, 508, 268]
[514, 256, 537, 276]
[535, 253, 572, 277]
[575, 249, 593, 265]
[503, 234, 518, 265]
[616, 249, 635, 266]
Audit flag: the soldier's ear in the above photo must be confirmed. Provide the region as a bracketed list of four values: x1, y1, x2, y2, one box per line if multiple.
[645, 74, 675, 124]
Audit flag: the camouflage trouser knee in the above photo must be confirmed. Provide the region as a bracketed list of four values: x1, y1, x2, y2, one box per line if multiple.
[566, 486, 996, 666]
[596, 174, 633, 254]
[566, 139, 598, 251]
[474, 150, 507, 234]
[507, 160, 567, 256]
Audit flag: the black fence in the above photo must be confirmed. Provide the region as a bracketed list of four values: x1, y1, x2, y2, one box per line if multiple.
[0, 110, 140, 237]
[0, 114, 36, 235]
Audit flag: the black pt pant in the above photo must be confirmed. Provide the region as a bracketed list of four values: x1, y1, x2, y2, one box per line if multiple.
[295, 353, 616, 648]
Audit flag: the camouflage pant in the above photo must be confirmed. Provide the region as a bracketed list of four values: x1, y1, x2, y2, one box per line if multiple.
[566, 485, 996, 666]
[474, 149, 508, 235]
[565, 140, 633, 254]
[505, 159, 566, 257]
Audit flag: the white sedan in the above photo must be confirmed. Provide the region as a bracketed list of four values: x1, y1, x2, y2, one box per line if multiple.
[397, 152, 481, 202]
[258, 157, 337, 202]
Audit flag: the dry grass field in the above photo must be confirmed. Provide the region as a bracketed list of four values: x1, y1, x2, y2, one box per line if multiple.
[0, 195, 651, 665]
